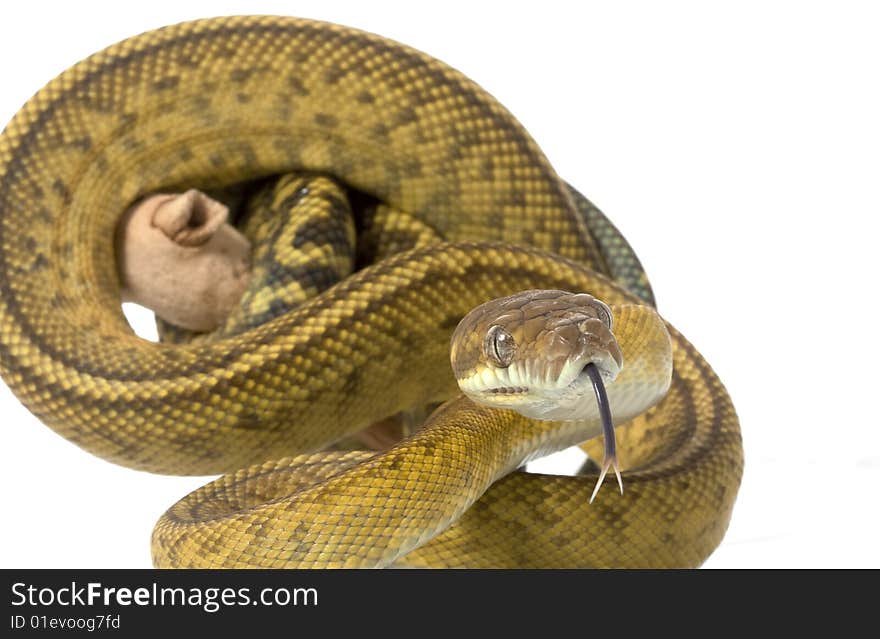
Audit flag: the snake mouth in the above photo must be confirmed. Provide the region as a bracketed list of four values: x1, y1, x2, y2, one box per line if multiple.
[459, 354, 618, 404]
[484, 386, 529, 395]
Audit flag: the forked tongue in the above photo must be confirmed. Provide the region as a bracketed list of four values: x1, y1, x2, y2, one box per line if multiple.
[583, 363, 623, 503]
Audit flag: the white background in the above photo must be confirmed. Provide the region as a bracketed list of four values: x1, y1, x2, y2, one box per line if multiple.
[1, 0, 878, 568]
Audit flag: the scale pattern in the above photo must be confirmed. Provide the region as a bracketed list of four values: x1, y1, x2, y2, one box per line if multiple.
[0, 16, 742, 567]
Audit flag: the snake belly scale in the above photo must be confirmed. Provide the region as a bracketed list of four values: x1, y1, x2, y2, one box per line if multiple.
[0, 16, 743, 567]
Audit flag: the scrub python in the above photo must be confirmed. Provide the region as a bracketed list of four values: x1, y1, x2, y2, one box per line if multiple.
[0, 16, 743, 568]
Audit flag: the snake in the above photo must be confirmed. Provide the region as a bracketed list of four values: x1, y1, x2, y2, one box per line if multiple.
[0, 15, 743, 568]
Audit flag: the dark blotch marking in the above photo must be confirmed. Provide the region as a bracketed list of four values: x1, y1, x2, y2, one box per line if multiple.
[393, 107, 418, 127]
[323, 64, 346, 85]
[29, 254, 49, 273]
[70, 136, 93, 152]
[292, 210, 352, 256]
[402, 159, 422, 178]
[51, 179, 71, 204]
[279, 185, 310, 211]
[370, 123, 389, 140]
[94, 154, 109, 174]
[550, 533, 572, 547]
[323, 193, 351, 223]
[445, 143, 464, 161]
[313, 113, 339, 128]
[189, 95, 212, 113]
[286, 76, 310, 96]
[355, 90, 375, 104]
[117, 112, 138, 129]
[234, 260, 343, 334]
[298, 263, 342, 294]
[508, 191, 527, 207]
[480, 157, 494, 180]
[229, 68, 256, 83]
[152, 76, 180, 92]
[120, 137, 144, 152]
[49, 292, 67, 309]
[485, 211, 504, 230]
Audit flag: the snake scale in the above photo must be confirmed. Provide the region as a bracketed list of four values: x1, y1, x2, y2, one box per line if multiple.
[0, 16, 742, 568]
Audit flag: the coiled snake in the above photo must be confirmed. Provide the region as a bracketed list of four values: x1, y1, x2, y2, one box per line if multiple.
[0, 16, 742, 567]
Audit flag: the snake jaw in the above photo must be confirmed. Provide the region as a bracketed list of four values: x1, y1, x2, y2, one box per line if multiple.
[457, 362, 534, 408]
[458, 352, 622, 421]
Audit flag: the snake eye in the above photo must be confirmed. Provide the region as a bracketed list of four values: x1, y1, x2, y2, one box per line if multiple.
[485, 324, 516, 368]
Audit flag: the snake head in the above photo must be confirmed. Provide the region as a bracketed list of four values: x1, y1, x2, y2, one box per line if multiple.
[450, 289, 623, 421]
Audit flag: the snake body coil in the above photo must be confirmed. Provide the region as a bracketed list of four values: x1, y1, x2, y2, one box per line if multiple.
[0, 16, 743, 567]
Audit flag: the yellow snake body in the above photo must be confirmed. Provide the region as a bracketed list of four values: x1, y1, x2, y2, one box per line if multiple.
[0, 16, 743, 567]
